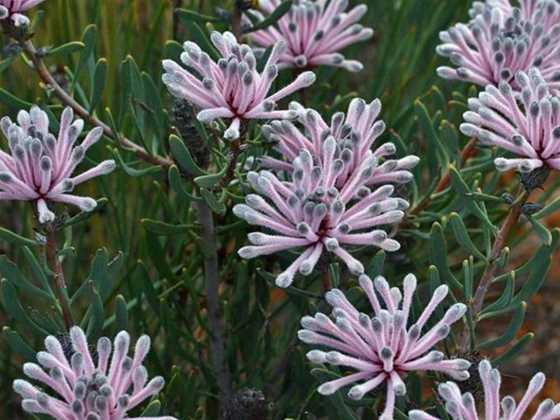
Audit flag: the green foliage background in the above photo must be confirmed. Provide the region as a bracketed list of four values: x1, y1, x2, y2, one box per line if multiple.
[2, 0, 559, 419]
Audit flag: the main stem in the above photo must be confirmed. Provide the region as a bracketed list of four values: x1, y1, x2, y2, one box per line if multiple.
[195, 200, 233, 405]
[461, 189, 530, 351]
[45, 227, 74, 330]
[20, 40, 172, 167]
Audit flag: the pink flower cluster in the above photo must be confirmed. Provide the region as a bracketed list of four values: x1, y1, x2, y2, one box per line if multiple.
[0, 0, 44, 26]
[259, 98, 419, 186]
[235, 96, 416, 287]
[299, 274, 470, 420]
[410, 360, 560, 420]
[437, 0, 560, 91]
[246, 0, 373, 72]
[13, 326, 177, 420]
[162, 31, 316, 140]
[0, 106, 116, 223]
[460, 68, 560, 173]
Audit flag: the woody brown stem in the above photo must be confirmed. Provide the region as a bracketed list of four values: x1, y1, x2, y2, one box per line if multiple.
[20, 40, 172, 167]
[460, 188, 531, 351]
[45, 227, 74, 330]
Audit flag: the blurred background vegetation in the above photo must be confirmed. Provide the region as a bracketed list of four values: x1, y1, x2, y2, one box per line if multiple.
[2, 0, 559, 419]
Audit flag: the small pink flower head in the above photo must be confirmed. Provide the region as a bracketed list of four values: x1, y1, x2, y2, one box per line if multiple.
[0, 0, 45, 27]
[0, 106, 115, 223]
[460, 67, 560, 173]
[259, 98, 419, 186]
[436, 0, 560, 91]
[162, 31, 316, 140]
[246, 0, 373, 72]
[299, 274, 470, 420]
[235, 145, 408, 287]
[13, 326, 177, 420]
[409, 360, 560, 420]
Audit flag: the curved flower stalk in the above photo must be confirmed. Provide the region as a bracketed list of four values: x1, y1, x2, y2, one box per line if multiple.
[437, 0, 560, 91]
[409, 360, 560, 420]
[460, 68, 560, 173]
[0, 0, 44, 27]
[258, 98, 419, 186]
[234, 140, 409, 287]
[13, 326, 177, 420]
[246, 0, 373, 72]
[298, 274, 470, 420]
[0, 106, 116, 223]
[162, 31, 316, 140]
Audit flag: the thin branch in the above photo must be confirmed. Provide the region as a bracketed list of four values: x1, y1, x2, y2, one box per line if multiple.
[20, 40, 173, 168]
[45, 227, 74, 330]
[195, 200, 233, 405]
[460, 188, 531, 351]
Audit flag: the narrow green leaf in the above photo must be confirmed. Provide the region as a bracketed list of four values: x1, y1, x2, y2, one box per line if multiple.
[3, 327, 36, 360]
[200, 188, 226, 215]
[169, 134, 205, 176]
[0, 227, 38, 247]
[492, 333, 534, 366]
[481, 272, 514, 315]
[449, 213, 486, 261]
[47, 41, 85, 57]
[0, 88, 34, 109]
[175, 8, 223, 24]
[479, 302, 526, 349]
[112, 148, 161, 177]
[168, 165, 200, 203]
[141, 219, 193, 236]
[90, 58, 107, 112]
[527, 215, 552, 245]
[140, 400, 161, 416]
[115, 294, 128, 332]
[244, 1, 293, 33]
[430, 222, 461, 289]
[0, 279, 49, 336]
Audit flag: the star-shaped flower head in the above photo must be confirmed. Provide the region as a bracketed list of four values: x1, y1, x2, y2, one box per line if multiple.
[234, 143, 408, 287]
[162, 31, 316, 140]
[0, 106, 116, 223]
[0, 0, 45, 27]
[246, 0, 374, 72]
[409, 360, 560, 420]
[437, 0, 560, 92]
[460, 67, 560, 173]
[13, 326, 178, 420]
[258, 98, 419, 187]
[298, 274, 470, 420]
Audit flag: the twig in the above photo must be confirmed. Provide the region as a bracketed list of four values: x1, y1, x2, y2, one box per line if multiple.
[45, 226, 74, 330]
[460, 188, 530, 351]
[232, 2, 243, 40]
[195, 200, 233, 405]
[20, 40, 172, 168]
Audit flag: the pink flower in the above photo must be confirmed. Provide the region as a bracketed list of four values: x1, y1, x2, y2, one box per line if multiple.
[0, 0, 45, 26]
[298, 274, 470, 420]
[409, 360, 560, 420]
[246, 0, 373, 72]
[234, 140, 408, 287]
[436, 0, 560, 91]
[13, 326, 177, 420]
[162, 31, 316, 140]
[0, 106, 116, 223]
[460, 68, 560, 173]
[258, 98, 419, 186]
